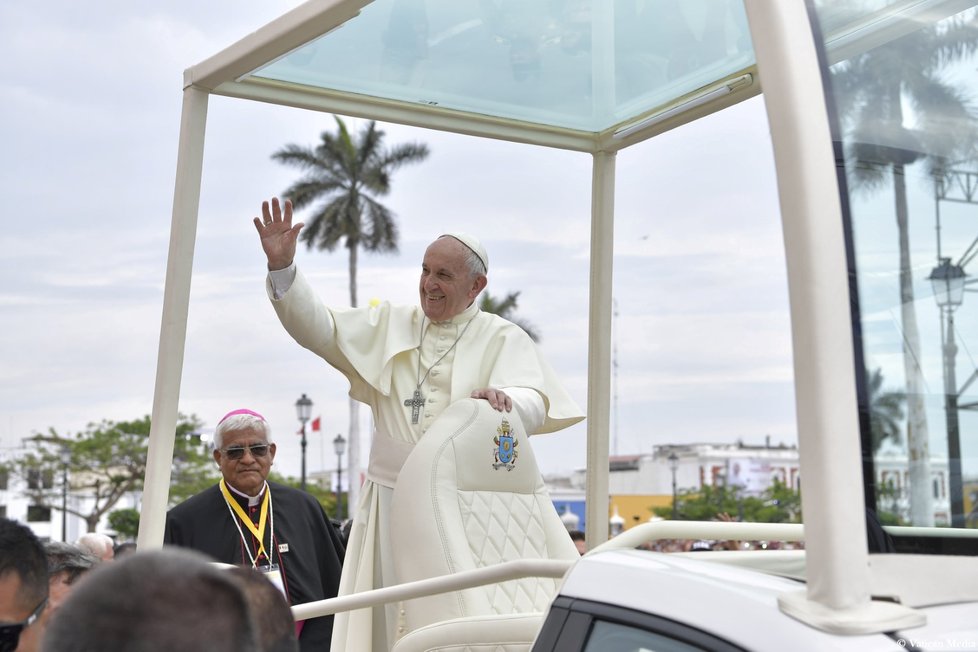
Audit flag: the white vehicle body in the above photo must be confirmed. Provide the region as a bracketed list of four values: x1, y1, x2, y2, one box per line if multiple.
[535, 548, 978, 651]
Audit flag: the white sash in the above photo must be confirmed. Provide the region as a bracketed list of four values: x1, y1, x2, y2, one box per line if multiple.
[366, 431, 416, 488]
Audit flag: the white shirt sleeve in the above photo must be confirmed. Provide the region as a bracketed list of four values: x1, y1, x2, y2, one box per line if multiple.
[503, 386, 546, 434]
[268, 263, 297, 300]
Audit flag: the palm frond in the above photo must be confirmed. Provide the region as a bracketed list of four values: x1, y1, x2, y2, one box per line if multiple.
[272, 115, 430, 287]
[479, 291, 541, 342]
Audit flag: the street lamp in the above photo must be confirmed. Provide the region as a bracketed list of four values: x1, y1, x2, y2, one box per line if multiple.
[333, 434, 347, 521]
[668, 452, 679, 520]
[60, 445, 71, 541]
[295, 394, 313, 491]
[929, 258, 969, 527]
[930, 258, 967, 309]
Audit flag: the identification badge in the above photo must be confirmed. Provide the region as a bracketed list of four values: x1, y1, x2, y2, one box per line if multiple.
[257, 563, 287, 597]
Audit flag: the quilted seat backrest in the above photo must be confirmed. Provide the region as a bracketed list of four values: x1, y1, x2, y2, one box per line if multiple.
[390, 399, 579, 637]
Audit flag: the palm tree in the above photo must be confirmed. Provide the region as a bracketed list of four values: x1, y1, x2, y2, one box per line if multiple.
[831, 11, 978, 525]
[274, 116, 430, 506]
[479, 290, 541, 342]
[274, 116, 430, 307]
[867, 367, 905, 454]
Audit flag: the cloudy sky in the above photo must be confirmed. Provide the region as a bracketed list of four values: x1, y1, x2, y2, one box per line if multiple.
[0, 1, 795, 482]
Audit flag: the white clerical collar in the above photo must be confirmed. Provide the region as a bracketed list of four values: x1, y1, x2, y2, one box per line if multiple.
[432, 300, 479, 327]
[226, 481, 268, 507]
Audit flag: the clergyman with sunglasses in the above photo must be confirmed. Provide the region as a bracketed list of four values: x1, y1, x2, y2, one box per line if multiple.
[0, 518, 49, 652]
[163, 409, 346, 652]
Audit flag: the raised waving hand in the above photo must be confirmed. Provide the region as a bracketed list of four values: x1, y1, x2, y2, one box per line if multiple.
[253, 197, 304, 271]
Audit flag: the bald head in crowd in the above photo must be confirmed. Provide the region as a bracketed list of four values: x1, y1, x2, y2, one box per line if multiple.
[75, 533, 114, 562]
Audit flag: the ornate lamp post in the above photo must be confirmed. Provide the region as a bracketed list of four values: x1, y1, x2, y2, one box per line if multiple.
[929, 258, 968, 527]
[333, 434, 347, 521]
[668, 452, 679, 520]
[295, 394, 313, 491]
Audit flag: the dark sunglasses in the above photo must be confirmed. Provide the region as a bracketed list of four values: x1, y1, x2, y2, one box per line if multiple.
[0, 597, 47, 652]
[221, 444, 270, 460]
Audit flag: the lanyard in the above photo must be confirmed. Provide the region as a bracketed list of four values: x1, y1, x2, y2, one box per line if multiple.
[220, 479, 272, 564]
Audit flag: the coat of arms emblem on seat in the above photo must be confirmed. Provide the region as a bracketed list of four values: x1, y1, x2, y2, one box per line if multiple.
[492, 418, 519, 471]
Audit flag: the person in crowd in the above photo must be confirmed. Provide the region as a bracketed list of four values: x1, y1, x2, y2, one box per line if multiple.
[686, 539, 717, 552]
[254, 197, 585, 649]
[0, 518, 49, 652]
[74, 533, 114, 562]
[569, 529, 587, 555]
[163, 408, 345, 651]
[41, 549, 259, 652]
[112, 542, 137, 560]
[226, 566, 299, 652]
[43, 542, 98, 616]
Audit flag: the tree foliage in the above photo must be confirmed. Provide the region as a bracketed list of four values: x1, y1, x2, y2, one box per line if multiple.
[267, 471, 342, 522]
[273, 116, 430, 308]
[875, 481, 907, 526]
[479, 290, 541, 342]
[868, 367, 906, 454]
[832, 12, 978, 187]
[653, 478, 802, 524]
[108, 508, 141, 540]
[15, 414, 215, 533]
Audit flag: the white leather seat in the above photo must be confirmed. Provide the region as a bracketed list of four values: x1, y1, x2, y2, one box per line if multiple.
[389, 398, 579, 652]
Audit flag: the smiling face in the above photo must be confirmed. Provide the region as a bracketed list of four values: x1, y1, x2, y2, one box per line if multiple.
[419, 237, 487, 322]
[213, 426, 276, 496]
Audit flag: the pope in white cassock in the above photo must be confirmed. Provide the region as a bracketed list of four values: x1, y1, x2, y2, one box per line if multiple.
[254, 197, 585, 651]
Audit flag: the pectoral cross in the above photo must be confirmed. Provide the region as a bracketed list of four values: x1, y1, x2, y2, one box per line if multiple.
[404, 388, 424, 424]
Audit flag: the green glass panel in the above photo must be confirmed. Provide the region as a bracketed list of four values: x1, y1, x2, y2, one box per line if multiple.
[251, 0, 754, 132]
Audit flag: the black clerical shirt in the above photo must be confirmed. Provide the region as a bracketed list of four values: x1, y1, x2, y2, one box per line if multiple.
[164, 481, 345, 651]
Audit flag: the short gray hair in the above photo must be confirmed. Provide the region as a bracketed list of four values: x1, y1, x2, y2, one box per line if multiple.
[438, 235, 487, 278]
[459, 245, 487, 278]
[213, 413, 272, 450]
[45, 541, 99, 584]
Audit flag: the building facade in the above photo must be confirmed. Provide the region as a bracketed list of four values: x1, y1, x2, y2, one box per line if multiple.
[546, 440, 956, 532]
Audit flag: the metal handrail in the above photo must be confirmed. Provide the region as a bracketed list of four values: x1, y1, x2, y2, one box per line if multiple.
[291, 558, 573, 621]
[589, 521, 806, 554]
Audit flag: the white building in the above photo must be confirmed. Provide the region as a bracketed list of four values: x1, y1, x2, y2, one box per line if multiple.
[0, 448, 132, 542]
[545, 440, 954, 526]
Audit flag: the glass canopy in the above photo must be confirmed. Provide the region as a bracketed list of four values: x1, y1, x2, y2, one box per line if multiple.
[202, 0, 933, 151]
[246, 0, 755, 135]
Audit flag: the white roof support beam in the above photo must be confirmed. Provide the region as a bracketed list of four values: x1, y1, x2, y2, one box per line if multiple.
[185, 0, 369, 91]
[742, 0, 921, 633]
[137, 87, 210, 550]
[585, 151, 616, 549]
[212, 79, 599, 153]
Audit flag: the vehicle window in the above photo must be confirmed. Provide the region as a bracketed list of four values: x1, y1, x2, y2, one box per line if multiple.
[812, 0, 978, 542]
[583, 620, 710, 652]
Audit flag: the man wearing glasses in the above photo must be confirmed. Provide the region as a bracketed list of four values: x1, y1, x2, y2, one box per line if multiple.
[164, 409, 345, 652]
[0, 518, 48, 652]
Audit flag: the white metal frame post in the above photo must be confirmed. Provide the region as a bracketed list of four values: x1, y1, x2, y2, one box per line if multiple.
[137, 87, 209, 549]
[585, 150, 616, 548]
[743, 0, 920, 632]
